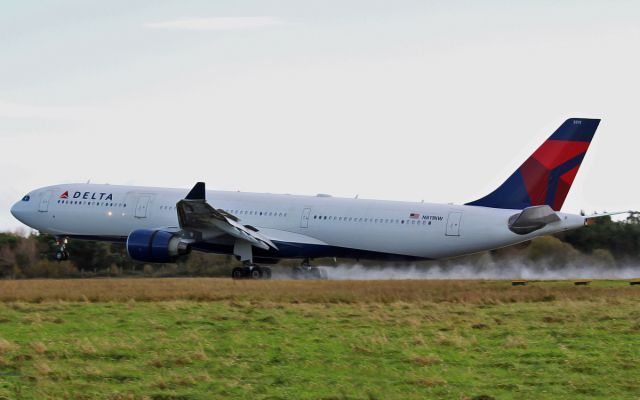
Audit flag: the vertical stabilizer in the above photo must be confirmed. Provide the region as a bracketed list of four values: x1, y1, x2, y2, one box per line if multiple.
[466, 118, 600, 211]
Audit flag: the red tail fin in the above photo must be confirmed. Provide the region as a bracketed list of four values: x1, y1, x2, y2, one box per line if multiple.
[467, 118, 600, 211]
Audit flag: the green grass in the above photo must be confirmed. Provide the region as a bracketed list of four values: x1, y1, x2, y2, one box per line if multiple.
[0, 280, 639, 399]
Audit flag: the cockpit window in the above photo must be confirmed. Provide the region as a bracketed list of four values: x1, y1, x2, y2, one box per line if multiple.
[21, 195, 30, 202]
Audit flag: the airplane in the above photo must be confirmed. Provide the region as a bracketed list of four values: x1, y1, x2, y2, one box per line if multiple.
[10, 118, 622, 279]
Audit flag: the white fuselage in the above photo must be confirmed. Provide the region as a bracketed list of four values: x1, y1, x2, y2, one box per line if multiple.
[11, 183, 586, 260]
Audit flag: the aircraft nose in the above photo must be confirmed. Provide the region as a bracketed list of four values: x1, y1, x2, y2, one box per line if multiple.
[10, 201, 24, 222]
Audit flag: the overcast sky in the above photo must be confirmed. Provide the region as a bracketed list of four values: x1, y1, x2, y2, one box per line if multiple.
[1, 0, 638, 231]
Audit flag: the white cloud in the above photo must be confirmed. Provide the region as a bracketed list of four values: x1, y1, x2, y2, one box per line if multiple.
[144, 17, 283, 31]
[0, 101, 102, 121]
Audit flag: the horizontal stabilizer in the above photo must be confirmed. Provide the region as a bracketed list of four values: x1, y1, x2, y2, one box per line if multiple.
[585, 210, 633, 219]
[584, 210, 635, 225]
[508, 205, 560, 235]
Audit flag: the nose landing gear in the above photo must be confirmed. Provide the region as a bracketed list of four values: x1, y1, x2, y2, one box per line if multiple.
[55, 237, 69, 262]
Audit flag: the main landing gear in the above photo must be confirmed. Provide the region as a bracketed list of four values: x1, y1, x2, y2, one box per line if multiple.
[55, 237, 69, 262]
[292, 259, 328, 280]
[231, 262, 272, 280]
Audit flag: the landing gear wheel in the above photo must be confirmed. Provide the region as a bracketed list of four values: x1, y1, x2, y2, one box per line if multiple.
[250, 266, 262, 279]
[55, 250, 69, 262]
[291, 263, 327, 280]
[231, 267, 244, 280]
[310, 267, 322, 280]
[54, 238, 69, 262]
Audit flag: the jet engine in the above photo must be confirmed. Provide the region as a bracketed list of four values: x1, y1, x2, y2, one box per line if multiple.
[126, 229, 191, 263]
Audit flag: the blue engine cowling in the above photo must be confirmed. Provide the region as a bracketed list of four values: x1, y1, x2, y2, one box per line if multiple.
[126, 229, 190, 263]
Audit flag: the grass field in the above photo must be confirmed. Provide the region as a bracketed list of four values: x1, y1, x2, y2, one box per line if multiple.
[0, 278, 639, 400]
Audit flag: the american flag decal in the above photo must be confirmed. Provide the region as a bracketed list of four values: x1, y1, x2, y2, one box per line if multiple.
[409, 213, 420, 219]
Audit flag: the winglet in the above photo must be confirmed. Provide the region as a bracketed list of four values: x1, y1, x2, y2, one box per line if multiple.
[185, 182, 206, 200]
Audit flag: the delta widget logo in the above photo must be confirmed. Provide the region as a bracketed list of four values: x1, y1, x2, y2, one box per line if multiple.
[59, 190, 113, 201]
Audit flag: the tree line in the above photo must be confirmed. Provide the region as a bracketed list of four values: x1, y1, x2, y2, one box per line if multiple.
[0, 213, 638, 278]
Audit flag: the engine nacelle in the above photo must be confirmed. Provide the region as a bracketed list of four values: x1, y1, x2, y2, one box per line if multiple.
[126, 229, 191, 263]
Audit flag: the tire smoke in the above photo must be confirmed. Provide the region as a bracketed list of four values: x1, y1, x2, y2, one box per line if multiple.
[307, 263, 640, 280]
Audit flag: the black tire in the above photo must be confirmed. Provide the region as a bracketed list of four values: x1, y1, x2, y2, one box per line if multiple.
[231, 267, 244, 280]
[55, 251, 64, 262]
[262, 267, 272, 280]
[250, 266, 262, 279]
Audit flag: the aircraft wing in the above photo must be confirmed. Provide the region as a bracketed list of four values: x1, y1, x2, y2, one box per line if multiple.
[176, 182, 278, 251]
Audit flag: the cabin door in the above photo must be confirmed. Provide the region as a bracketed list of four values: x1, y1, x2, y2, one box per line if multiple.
[39, 191, 53, 212]
[300, 207, 311, 228]
[445, 212, 462, 236]
[135, 196, 151, 218]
